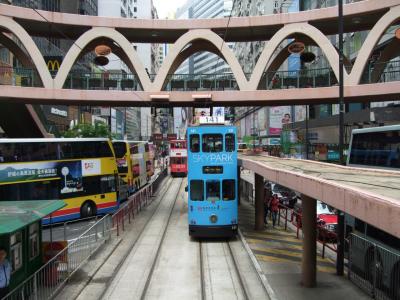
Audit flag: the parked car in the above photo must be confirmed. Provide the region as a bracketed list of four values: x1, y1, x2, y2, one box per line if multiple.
[293, 200, 338, 242]
[316, 201, 338, 242]
[264, 181, 298, 208]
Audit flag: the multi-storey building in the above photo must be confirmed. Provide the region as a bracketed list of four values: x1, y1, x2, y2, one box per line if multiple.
[232, 0, 400, 161]
[176, 0, 233, 74]
[0, 0, 98, 136]
[98, 0, 162, 140]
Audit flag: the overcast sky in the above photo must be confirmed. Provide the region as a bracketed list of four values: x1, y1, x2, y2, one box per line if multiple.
[153, 0, 187, 19]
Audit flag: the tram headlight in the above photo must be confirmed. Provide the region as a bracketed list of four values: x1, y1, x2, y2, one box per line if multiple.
[210, 214, 218, 224]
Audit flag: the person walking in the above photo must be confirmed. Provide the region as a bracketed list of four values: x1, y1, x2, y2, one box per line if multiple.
[0, 247, 11, 299]
[270, 194, 280, 228]
[263, 189, 271, 225]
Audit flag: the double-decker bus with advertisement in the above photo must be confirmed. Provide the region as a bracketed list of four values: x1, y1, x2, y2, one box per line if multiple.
[345, 125, 400, 298]
[0, 138, 119, 223]
[112, 140, 149, 194]
[187, 116, 238, 237]
[169, 139, 187, 177]
[144, 142, 155, 181]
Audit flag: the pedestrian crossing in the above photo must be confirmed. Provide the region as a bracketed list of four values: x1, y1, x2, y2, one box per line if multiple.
[239, 201, 336, 274]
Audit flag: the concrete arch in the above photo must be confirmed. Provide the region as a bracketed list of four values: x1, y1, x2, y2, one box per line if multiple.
[160, 41, 225, 90]
[370, 38, 400, 83]
[0, 32, 33, 68]
[0, 16, 52, 88]
[152, 29, 248, 91]
[54, 27, 151, 90]
[248, 23, 346, 91]
[349, 5, 400, 85]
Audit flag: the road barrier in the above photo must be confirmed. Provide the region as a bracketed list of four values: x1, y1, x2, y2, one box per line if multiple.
[349, 234, 400, 300]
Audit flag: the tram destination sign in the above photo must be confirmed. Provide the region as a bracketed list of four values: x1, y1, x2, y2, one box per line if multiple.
[199, 116, 225, 124]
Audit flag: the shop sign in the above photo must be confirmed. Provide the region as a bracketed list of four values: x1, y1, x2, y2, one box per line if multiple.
[167, 133, 177, 141]
[267, 138, 281, 145]
[50, 107, 68, 117]
[153, 134, 163, 141]
[327, 150, 340, 161]
[307, 132, 318, 140]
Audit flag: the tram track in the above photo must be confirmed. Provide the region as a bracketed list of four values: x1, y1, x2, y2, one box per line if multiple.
[139, 178, 185, 300]
[199, 239, 250, 300]
[103, 177, 184, 299]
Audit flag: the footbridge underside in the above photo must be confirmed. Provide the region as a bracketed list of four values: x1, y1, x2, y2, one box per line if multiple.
[238, 154, 400, 238]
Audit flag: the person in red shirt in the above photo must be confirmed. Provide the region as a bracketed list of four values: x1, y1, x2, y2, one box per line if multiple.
[270, 194, 280, 227]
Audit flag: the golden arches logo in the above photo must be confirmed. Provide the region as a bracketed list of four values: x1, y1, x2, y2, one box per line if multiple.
[47, 60, 60, 71]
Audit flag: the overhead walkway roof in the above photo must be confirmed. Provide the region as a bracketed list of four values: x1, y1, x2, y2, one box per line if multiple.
[238, 154, 400, 238]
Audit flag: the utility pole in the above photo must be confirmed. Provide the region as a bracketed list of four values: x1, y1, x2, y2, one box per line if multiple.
[337, 0, 345, 277]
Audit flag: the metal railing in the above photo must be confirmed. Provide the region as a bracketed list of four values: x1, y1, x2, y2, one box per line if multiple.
[112, 167, 167, 236]
[1, 60, 400, 91]
[4, 214, 112, 300]
[3, 168, 167, 300]
[349, 233, 400, 300]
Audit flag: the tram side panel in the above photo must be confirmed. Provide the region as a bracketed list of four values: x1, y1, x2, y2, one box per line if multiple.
[187, 125, 238, 238]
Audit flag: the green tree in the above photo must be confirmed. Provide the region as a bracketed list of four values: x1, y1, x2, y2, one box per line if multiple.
[63, 122, 114, 138]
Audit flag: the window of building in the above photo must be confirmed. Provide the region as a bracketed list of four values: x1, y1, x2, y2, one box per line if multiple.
[29, 223, 39, 260]
[202, 134, 223, 152]
[10, 231, 23, 272]
[190, 134, 200, 152]
[222, 180, 235, 201]
[190, 180, 203, 201]
[206, 180, 220, 201]
[134, 6, 137, 12]
[225, 133, 235, 152]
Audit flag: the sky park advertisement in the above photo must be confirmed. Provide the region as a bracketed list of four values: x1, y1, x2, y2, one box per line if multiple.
[0, 160, 100, 194]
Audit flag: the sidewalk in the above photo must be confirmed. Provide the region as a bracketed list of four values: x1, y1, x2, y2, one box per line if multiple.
[238, 198, 369, 300]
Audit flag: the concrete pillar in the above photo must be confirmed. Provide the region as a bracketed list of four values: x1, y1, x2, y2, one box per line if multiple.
[255, 173, 264, 231]
[301, 194, 317, 287]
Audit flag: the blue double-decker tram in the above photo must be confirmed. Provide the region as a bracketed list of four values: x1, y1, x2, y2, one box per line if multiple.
[187, 118, 238, 237]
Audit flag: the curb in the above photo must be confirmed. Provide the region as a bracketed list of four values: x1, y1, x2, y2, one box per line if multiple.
[238, 228, 278, 300]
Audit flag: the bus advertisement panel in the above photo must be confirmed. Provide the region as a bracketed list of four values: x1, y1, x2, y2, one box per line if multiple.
[0, 138, 119, 224]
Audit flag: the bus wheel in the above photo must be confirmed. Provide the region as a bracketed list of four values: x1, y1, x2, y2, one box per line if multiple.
[81, 201, 97, 218]
[391, 264, 400, 300]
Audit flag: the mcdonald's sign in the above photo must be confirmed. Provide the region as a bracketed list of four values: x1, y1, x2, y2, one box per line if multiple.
[44, 56, 63, 72]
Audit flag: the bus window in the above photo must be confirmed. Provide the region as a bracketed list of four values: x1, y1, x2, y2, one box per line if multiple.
[190, 134, 200, 152]
[131, 145, 139, 154]
[202, 134, 223, 152]
[222, 180, 235, 200]
[112, 142, 127, 158]
[190, 180, 203, 201]
[100, 175, 116, 193]
[225, 134, 235, 152]
[349, 130, 400, 168]
[206, 180, 220, 201]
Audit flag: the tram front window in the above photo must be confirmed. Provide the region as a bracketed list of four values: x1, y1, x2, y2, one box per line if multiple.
[222, 180, 235, 200]
[190, 134, 200, 152]
[202, 134, 223, 152]
[225, 134, 235, 152]
[206, 180, 220, 201]
[190, 180, 203, 201]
